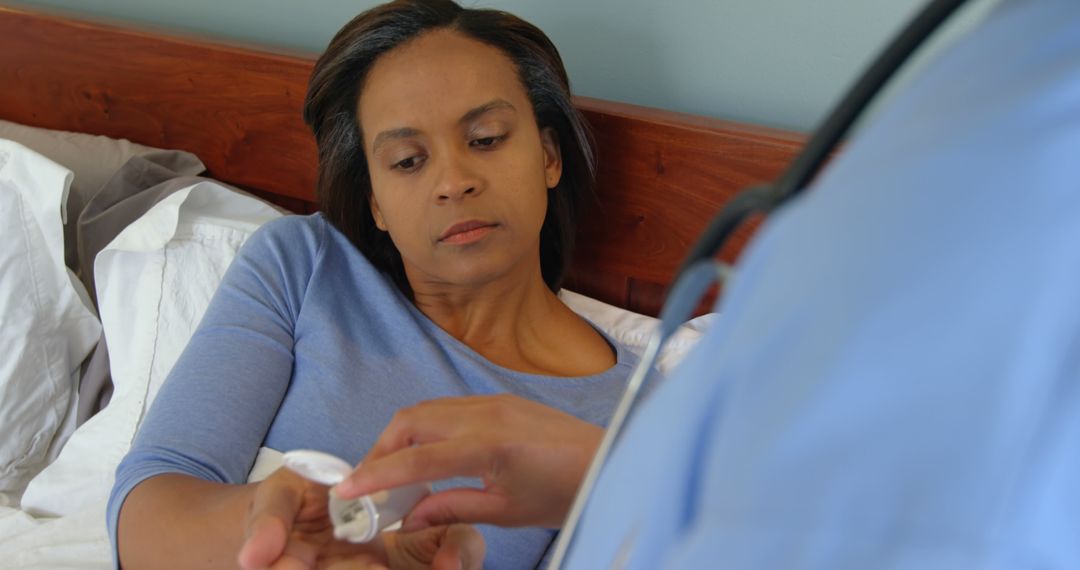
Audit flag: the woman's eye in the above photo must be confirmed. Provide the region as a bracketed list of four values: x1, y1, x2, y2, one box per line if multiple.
[470, 135, 503, 148]
[392, 156, 422, 171]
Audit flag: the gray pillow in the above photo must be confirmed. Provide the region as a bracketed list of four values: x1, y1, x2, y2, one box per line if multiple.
[0, 120, 205, 277]
[77, 156, 216, 302]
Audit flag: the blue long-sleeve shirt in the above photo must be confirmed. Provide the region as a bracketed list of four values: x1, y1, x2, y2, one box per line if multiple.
[108, 213, 637, 569]
[565, 0, 1080, 568]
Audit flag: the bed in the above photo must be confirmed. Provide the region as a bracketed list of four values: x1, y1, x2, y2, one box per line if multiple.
[0, 5, 805, 568]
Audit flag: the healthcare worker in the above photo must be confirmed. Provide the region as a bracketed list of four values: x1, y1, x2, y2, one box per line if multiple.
[336, 0, 1080, 566]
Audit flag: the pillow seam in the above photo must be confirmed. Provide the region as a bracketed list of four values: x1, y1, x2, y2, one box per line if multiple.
[130, 242, 169, 441]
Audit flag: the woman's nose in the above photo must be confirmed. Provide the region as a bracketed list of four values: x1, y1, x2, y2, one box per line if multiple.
[435, 151, 483, 202]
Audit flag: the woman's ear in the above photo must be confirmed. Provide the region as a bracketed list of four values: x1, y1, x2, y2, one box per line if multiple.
[370, 194, 387, 231]
[540, 127, 563, 189]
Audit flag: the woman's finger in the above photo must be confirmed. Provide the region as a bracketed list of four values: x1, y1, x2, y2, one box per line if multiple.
[238, 515, 290, 570]
[322, 554, 389, 570]
[432, 524, 486, 570]
[269, 552, 316, 570]
[238, 474, 305, 569]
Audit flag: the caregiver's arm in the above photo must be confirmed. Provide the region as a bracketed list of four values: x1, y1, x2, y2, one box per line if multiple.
[336, 394, 603, 529]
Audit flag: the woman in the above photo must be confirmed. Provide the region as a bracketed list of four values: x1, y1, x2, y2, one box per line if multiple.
[108, 0, 638, 568]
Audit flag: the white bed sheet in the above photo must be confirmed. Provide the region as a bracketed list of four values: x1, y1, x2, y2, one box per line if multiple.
[0, 501, 110, 569]
[0, 447, 282, 569]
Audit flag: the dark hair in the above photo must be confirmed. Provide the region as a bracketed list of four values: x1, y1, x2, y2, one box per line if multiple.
[303, 0, 595, 297]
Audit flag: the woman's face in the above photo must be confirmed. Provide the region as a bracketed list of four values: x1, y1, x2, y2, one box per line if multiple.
[358, 29, 563, 292]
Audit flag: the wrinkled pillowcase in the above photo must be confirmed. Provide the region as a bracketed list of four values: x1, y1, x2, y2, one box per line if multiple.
[0, 140, 101, 507]
[20, 180, 286, 517]
[73, 156, 241, 426]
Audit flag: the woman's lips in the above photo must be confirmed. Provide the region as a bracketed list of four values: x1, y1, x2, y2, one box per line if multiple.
[439, 220, 498, 245]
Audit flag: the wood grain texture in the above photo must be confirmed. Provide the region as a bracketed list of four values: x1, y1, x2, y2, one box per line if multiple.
[0, 6, 319, 202]
[0, 7, 806, 316]
[568, 98, 803, 315]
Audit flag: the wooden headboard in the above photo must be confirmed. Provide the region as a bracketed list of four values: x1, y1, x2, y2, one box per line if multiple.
[0, 6, 805, 316]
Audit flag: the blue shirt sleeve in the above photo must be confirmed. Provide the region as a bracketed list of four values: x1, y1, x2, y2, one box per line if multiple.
[564, 0, 1080, 568]
[105, 216, 321, 558]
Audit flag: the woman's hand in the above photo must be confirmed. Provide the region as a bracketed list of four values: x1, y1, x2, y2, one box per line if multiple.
[335, 395, 603, 530]
[238, 466, 345, 569]
[238, 467, 484, 569]
[322, 525, 485, 570]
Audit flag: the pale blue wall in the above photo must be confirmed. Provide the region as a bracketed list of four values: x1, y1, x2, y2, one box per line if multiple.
[4, 0, 997, 131]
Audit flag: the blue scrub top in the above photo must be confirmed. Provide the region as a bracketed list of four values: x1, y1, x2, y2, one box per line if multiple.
[565, 0, 1080, 567]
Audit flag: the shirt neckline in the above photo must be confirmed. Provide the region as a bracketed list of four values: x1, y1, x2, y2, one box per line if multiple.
[394, 282, 635, 383]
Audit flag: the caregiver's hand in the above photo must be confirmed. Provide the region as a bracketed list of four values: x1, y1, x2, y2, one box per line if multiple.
[335, 395, 603, 530]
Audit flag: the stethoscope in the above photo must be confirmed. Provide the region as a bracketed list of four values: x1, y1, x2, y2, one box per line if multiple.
[546, 0, 973, 566]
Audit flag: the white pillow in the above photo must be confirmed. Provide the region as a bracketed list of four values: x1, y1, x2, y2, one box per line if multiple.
[0, 140, 101, 507]
[559, 289, 716, 376]
[20, 181, 284, 517]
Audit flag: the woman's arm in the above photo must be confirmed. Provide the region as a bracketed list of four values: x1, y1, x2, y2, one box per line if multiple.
[120, 465, 372, 569]
[119, 467, 347, 570]
[109, 218, 318, 566]
[120, 470, 486, 570]
[118, 474, 256, 568]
